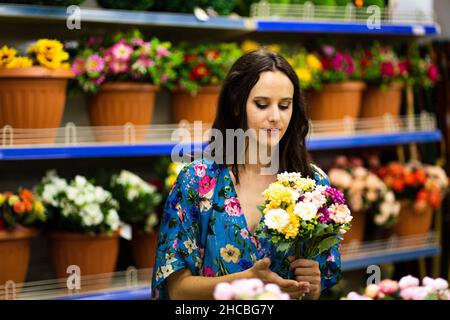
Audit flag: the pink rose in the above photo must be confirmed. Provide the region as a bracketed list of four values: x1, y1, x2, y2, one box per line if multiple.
[379, 279, 399, 295]
[240, 229, 249, 239]
[193, 163, 207, 178]
[224, 197, 242, 216]
[199, 175, 216, 198]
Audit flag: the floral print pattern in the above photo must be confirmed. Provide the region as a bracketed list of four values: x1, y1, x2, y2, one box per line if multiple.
[151, 158, 342, 299]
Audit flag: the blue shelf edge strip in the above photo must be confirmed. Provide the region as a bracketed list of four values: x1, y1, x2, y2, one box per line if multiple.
[341, 246, 441, 271]
[256, 21, 440, 35]
[0, 130, 442, 160]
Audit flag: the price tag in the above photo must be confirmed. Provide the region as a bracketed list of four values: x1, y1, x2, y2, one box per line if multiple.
[120, 223, 132, 240]
[412, 25, 426, 35]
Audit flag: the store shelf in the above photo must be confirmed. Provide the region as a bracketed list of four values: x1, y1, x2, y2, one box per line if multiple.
[0, 114, 442, 160]
[0, 3, 247, 30]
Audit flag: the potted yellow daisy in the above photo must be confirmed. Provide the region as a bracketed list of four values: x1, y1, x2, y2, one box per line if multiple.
[0, 40, 73, 144]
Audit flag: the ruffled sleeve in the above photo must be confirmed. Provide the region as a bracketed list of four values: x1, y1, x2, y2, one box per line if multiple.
[311, 163, 343, 291]
[150, 162, 203, 300]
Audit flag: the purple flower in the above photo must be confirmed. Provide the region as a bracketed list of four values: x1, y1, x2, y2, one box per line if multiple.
[322, 45, 335, 57]
[325, 187, 346, 205]
[318, 207, 331, 223]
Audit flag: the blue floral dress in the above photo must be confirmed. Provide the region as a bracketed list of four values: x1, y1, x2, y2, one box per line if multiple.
[151, 158, 342, 299]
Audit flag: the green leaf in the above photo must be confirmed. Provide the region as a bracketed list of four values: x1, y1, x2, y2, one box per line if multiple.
[317, 236, 341, 254]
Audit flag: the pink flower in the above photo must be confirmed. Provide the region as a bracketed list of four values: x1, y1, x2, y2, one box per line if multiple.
[193, 163, 207, 178]
[428, 64, 439, 82]
[231, 278, 264, 297]
[173, 239, 178, 249]
[198, 175, 216, 197]
[224, 197, 242, 216]
[400, 287, 416, 300]
[95, 75, 105, 86]
[85, 54, 105, 73]
[131, 37, 144, 46]
[399, 275, 420, 290]
[322, 45, 335, 57]
[379, 279, 399, 295]
[326, 252, 335, 263]
[250, 236, 260, 250]
[381, 61, 395, 77]
[160, 73, 169, 83]
[71, 58, 85, 76]
[328, 204, 352, 224]
[137, 57, 154, 68]
[345, 292, 373, 300]
[398, 60, 410, 75]
[213, 282, 234, 300]
[110, 60, 129, 74]
[203, 266, 215, 277]
[240, 229, 249, 239]
[156, 46, 170, 58]
[111, 42, 133, 61]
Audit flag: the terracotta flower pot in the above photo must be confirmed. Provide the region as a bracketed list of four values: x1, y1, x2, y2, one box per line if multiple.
[0, 227, 38, 286]
[47, 231, 119, 292]
[131, 226, 158, 269]
[393, 200, 434, 237]
[0, 67, 73, 145]
[87, 82, 159, 143]
[360, 82, 404, 118]
[171, 85, 221, 125]
[342, 210, 366, 246]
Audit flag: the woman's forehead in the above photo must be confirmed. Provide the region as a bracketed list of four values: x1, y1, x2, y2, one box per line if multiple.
[250, 70, 294, 98]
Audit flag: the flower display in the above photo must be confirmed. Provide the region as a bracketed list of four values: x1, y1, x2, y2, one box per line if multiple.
[286, 49, 322, 90]
[342, 275, 450, 300]
[0, 39, 70, 69]
[377, 161, 449, 210]
[406, 43, 440, 88]
[109, 170, 162, 233]
[35, 170, 121, 234]
[318, 44, 359, 84]
[214, 278, 290, 300]
[0, 189, 47, 231]
[255, 171, 352, 258]
[328, 156, 400, 228]
[174, 42, 243, 94]
[72, 29, 183, 93]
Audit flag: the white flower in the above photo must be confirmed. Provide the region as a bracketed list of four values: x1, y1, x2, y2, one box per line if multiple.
[165, 252, 177, 264]
[84, 192, 95, 204]
[374, 212, 389, 226]
[74, 175, 88, 188]
[127, 188, 139, 201]
[294, 202, 318, 221]
[353, 167, 368, 178]
[66, 186, 78, 201]
[277, 171, 302, 184]
[106, 209, 120, 231]
[384, 191, 395, 203]
[366, 190, 378, 202]
[160, 264, 174, 278]
[74, 194, 86, 207]
[329, 169, 353, 190]
[42, 184, 59, 206]
[423, 277, 449, 291]
[199, 199, 212, 212]
[94, 186, 108, 203]
[184, 239, 197, 254]
[80, 203, 103, 226]
[264, 209, 290, 233]
[328, 204, 352, 224]
[399, 275, 420, 290]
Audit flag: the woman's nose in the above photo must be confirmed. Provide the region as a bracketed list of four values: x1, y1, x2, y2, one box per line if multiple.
[268, 104, 281, 123]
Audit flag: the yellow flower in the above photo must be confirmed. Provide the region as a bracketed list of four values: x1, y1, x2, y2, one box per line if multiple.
[296, 68, 312, 84]
[267, 44, 280, 53]
[241, 40, 260, 53]
[0, 194, 5, 206]
[281, 210, 300, 239]
[6, 56, 33, 68]
[8, 195, 20, 206]
[306, 54, 322, 71]
[295, 177, 316, 192]
[262, 182, 296, 205]
[28, 39, 69, 69]
[0, 45, 17, 67]
[33, 201, 45, 215]
[220, 244, 240, 263]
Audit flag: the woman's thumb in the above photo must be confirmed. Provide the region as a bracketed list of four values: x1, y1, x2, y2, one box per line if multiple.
[254, 257, 271, 270]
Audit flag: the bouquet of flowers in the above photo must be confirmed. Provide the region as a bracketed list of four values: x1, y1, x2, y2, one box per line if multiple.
[174, 42, 243, 94]
[71, 29, 182, 93]
[256, 171, 352, 258]
[35, 170, 121, 234]
[358, 42, 406, 90]
[318, 44, 359, 84]
[285, 49, 322, 90]
[0, 189, 46, 231]
[328, 156, 400, 228]
[214, 278, 290, 300]
[109, 170, 162, 233]
[342, 275, 450, 300]
[0, 39, 70, 69]
[377, 161, 449, 210]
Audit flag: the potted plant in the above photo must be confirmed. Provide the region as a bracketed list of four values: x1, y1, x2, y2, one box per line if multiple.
[171, 42, 242, 124]
[358, 42, 406, 119]
[108, 170, 162, 269]
[0, 189, 46, 286]
[0, 40, 73, 144]
[328, 156, 400, 246]
[36, 171, 122, 284]
[377, 162, 449, 237]
[306, 44, 365, 129]
[72, 29, 182, 142]
[286, 49, 322, 94]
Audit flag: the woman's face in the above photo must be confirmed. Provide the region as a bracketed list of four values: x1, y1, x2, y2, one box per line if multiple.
[246, 70, 294, 147]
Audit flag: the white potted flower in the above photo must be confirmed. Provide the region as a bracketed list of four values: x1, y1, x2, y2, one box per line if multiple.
[36, 170, 121, 281]
[109, 170, 162, 268]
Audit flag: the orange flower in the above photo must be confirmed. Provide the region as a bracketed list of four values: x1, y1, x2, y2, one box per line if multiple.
[23, 200, 33, 212]
[405, 173, 416, 186]
[20, 189, 34, 202]
[428, 191, 441, 209]
[13, 201, 26, 214]
[389, 163, 404, 177]
[415, 170, 427, 185]
[416, 189, 428, 201]
[392, 179, 405, 193]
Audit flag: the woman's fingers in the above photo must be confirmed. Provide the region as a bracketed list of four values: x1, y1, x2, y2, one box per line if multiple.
[295, 275, 321, 285]
[290, 259, 319, 269]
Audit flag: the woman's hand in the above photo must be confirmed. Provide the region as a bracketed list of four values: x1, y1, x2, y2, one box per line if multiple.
[248, 257, 310, 299]
[288, 257, 321, 300]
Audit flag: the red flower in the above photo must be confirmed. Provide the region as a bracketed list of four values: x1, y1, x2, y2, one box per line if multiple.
[428, 191, 442, 208]
[184, 53, 197, 64]
[381, 61, 395, 77]
[398, 60, 410, 75]
[204, 50, 220, 60]
[320, 57, 332, 70]
[428, 64, 439, 82]
[190, 63, 210, 80]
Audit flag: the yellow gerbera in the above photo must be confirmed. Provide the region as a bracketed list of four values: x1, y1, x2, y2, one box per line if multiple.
[0, 45, 17, 67]
[281, 209, 300, 239]
[296, 68, 312, 83]
[6, 56, 33, 68]
[241, 40, 260, 53]
[28, 39, 69, 69]
[306, 54, 322, 71]
[220, 244, 240, 263]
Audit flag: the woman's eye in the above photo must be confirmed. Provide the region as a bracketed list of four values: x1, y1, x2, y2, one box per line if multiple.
[279, 104, 290, 110]
[255, 102, 268, 109]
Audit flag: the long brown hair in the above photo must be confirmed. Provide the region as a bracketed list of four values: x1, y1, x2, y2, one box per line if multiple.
[208, 49, 312, 185]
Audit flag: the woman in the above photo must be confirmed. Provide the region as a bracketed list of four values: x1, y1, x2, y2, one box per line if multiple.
[151, 49, 341, 300]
